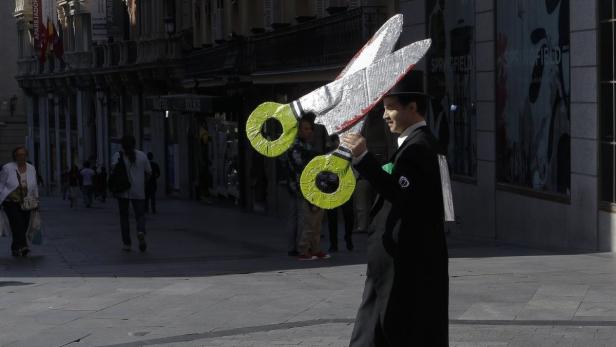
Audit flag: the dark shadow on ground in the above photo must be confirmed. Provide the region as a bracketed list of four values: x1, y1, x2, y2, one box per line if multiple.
[0, 197, 610, 278]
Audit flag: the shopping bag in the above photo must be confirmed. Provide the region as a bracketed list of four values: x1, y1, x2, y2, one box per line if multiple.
[0, 210, 9, 237]
[27, 210, 43, 245]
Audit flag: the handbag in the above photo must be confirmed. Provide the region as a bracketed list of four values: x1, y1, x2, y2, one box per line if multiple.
[108, 151, 131, 194]
[16, 170, 39, 211]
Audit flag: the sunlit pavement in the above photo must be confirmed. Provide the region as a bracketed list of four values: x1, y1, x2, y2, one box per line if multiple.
[1, 197, 615, 346]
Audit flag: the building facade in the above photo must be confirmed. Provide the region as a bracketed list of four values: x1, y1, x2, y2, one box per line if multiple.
[14, 0, 185, 194]
[399, 0, 613, 251]
[0, 0, 27, 163]
[14, 0, 614, 251]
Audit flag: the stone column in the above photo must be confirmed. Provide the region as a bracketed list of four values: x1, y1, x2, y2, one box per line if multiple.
[25, 95, 35, 165]
[76, 90, 86, 164]
[568, 0, 599, 249]
[38, 95, 51, 195]
[95, 89, 106, 169]
[65, 94, 72, 169]
[54, 95, 61, 193]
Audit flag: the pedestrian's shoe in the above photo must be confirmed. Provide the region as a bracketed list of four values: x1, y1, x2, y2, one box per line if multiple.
[345, 236, 354, 251]
[328, 245, 339, 252]
[122, 244, 132, 252]
[298, 254, 317, 261]
[11, 250, 19, 258]
[313, 251, 331, 260]
[137, 232, 147, 252]
[20, 248, 30, 257]
[288, 250, 300, 257]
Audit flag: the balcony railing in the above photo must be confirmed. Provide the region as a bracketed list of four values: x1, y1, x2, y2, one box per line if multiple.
[17, 58, 38, 77]
[251, 6, 385, 72]
[64, 51, 93, 70]
[185, 6, 387, 79]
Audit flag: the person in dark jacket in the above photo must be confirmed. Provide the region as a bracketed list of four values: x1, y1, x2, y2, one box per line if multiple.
[342, 73, 449, 346]
[145, 152, 160, 214]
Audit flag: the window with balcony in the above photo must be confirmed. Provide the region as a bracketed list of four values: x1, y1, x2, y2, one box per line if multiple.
[601, 0, 616, 203]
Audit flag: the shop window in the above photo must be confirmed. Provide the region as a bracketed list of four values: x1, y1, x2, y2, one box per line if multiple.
[600, 0, 616, 203]
[495, 0, 570, 195]
[426, 0, 477, 179]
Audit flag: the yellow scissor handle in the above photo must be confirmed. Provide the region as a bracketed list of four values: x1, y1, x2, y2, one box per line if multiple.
[245, 102, 298, 157]
[300, 154, 356, 210]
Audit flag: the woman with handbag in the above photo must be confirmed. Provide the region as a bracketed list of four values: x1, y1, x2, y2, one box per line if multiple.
[0, 146, 39, 257]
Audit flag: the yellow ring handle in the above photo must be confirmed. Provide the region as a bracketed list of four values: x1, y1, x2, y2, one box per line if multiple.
[245, 102, 298, 157]
[300, 154, 356, 209]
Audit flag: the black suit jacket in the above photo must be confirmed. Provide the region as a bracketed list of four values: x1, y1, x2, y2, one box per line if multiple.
[353, 125, 449, 346]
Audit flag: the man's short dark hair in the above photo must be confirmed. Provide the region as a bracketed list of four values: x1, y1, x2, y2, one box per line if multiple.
[395, 94, 427, 116]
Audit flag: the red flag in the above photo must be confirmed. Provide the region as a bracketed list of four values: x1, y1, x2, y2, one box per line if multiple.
[47, 18, 54, 54]
[39, 21, 47, 64]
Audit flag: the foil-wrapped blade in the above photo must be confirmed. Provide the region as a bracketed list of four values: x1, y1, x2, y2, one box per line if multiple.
[337, 14, 403, 78]
[298, 39, 432, 135]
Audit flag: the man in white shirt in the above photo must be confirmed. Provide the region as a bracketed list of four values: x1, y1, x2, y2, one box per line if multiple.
[80, 161, 96, 208]
[111, 135, 152, 252]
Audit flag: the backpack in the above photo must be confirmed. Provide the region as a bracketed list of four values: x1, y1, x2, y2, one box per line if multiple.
[108, 151, 131, 194]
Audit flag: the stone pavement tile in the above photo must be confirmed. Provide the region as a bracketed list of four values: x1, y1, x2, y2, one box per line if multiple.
[459, 302, 526, 320]
[584, 288, 616, 303]
[575, 302, 616, 318]
[534, 284, 589, 297]
[515, 297, 582, 320]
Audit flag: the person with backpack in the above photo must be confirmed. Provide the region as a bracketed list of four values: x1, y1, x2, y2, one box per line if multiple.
[109, 135, 152, 252]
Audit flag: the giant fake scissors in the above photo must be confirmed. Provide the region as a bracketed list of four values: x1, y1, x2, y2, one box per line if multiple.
[245, 14, 431, 209]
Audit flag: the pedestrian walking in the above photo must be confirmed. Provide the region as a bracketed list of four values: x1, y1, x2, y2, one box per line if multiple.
[327, 198, 354, 252]
[111, 135, 152, 252]
[342, 73, 449, 346]
[145, 152, 160, 214]
[61, 170, 69, 200]
[80, 161, 96, 208]
[94, 167, 108, 202]
[323, 136, 355, 252]
[286, 117, 329, 261]
[0, 146, 40, 257]
[68, 165, 80, 208]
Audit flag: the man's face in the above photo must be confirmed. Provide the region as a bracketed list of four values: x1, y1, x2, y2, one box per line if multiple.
[298, 121, 314, 142]
[382, 96, 416, 134]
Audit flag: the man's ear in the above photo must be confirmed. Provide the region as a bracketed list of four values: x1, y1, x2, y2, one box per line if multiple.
[407, 101, 417, 114]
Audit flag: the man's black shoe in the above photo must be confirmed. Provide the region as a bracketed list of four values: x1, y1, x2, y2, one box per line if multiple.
[288, 250, 299, 257]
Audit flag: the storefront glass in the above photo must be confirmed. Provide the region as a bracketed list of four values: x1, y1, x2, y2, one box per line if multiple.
[426, 0, 477, 179]
[496, 0, 570, 194]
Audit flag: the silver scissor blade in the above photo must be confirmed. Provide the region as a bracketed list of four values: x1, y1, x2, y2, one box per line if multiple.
[296, 39, 432, 135]
[337, 14, 403, 79]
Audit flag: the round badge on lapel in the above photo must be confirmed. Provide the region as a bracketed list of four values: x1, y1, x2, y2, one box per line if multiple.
[399, 176, 410, 188]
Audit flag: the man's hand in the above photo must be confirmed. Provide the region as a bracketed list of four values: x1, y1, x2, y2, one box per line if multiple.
[341, 133, 367, 158]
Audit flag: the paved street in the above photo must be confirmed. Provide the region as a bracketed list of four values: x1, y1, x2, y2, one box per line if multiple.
[1, 197, 616, 346]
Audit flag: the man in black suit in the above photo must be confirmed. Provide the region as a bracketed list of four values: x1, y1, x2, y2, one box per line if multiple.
[342, 73, 449, 346]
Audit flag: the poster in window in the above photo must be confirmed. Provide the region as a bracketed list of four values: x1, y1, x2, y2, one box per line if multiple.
[426, 0, 477, 178]
[496, 0, 570, 194]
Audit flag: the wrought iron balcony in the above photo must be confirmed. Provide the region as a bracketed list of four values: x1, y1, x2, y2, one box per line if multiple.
[17, 58, 37, 77]
[250, 6, 386, 72]
[64, 51, 93, 70]
[184, 6, 387, 80]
